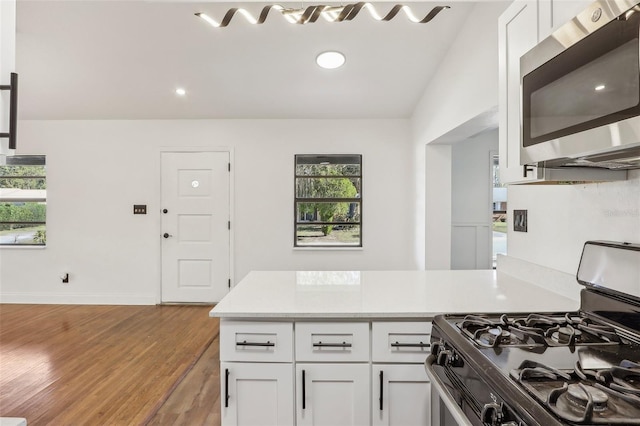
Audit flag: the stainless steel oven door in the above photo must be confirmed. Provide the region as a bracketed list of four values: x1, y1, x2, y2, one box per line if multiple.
[424, 357, 474, 426]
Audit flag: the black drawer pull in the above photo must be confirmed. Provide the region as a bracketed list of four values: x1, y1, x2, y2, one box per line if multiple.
[236, 340, 275, 347]
[390, 341, 431, 348]
[313, 341, 352, 348]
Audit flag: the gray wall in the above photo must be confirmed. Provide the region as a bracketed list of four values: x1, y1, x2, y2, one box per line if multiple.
[451, 129, 498, 270]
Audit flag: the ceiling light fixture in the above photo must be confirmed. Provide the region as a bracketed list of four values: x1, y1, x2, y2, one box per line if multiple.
[195, 3, 450, 27]
[595, 84, 606, 91]
[175, 88, 187, 96]
[316, 51, 346, 69]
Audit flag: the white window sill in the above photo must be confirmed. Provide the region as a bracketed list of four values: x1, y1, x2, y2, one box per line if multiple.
[0, 245, 46, 249]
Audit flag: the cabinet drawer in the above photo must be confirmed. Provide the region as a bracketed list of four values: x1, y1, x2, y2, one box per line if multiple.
[220, 320, 293, 362]
[295, 322, 369, 362]
[372, 321, 431, 363]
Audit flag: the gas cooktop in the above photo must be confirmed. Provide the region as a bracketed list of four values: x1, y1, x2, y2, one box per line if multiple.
[426, 241, 640, 426]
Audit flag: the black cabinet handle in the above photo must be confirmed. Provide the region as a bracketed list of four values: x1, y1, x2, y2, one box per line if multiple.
[236, 340, 274, 347]
[302, 369, 306, 410]
[163, 233, 172, 239]
[390, 341, 431, 348]
[0, 72, 18, 150]
[162, 208, 168, 214]
[312, 341, 352, 348]
[379, 370, 384, 410]
[224, 368, 230, 408]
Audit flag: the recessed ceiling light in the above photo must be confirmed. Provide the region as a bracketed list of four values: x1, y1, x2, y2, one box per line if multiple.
[595, 84, 606, 91]
[316, 51, 345, 69]
[175, 88, 187, 96]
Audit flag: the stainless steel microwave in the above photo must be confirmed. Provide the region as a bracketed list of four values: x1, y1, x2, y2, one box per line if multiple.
[520, 0, 640, 170]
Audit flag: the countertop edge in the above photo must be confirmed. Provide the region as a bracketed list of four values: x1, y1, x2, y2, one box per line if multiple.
[209, 312, 439, 319]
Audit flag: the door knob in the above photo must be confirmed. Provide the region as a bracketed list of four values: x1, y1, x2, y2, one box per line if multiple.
[163, 233, 172, 238]
[162, 209, 168, 214]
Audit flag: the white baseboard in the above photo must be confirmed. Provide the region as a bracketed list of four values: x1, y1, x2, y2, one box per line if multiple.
[496, 254, 581, 302]
[0, 292, 157, 305]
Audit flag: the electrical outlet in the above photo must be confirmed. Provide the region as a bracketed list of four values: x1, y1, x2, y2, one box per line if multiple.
[133, 204, 147, 215]
[514, 209, 528, 232]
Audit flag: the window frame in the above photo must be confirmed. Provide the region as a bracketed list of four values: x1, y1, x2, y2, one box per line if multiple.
[0, 155, 47, 247]
[294, 154, 362, 248]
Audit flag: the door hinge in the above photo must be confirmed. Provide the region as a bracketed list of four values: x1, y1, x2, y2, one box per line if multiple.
[228, 278, 231, 288]
[228, 162, 231, 172]
[228, 221, 231, 230]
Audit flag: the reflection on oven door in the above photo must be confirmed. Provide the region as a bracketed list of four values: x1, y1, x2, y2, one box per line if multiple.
[425, 356, 475, 426]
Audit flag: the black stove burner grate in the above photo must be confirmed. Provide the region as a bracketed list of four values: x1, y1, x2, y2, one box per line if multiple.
[457, 313, 624, 348]
[510, 360, 640, 424]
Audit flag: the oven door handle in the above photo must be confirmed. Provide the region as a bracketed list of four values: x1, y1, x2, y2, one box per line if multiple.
[424, 355, 473, 426]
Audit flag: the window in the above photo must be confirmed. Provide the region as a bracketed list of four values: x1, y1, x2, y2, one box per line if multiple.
[294, 154, 362, 247]
[0, 155, 47, 246]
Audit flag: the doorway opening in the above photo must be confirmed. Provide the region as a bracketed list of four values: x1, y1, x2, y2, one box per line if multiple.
[492, 154, 507, 268]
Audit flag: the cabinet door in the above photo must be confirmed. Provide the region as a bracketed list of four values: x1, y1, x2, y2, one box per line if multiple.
[221, 362, 294, 426]
[372, 364, 431, 426]
[498, 0, 543, 184]
[296, 363, 370, 426]
[538, 0, 592, 39]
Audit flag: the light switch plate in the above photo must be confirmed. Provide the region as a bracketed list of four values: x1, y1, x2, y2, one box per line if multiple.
[133, 204, 147, 215]
[514, 209, 527, 232]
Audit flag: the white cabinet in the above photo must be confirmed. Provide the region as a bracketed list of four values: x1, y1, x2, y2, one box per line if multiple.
[372, 364, 431, 426]
[295, 322, 369, 362]
[220, 320, 293, 363]
[0, 0, 16, 158]
[498, 0, 540, 184]
[296, 364, 370, 426]
[538, 0, 592, 39]
[220, 320, 294, 426]
[218, 319, 432, 425]
[372, 321, 432, 363]
[221, 362, 294, 426]
[372, 321, 432, 426]
[295, 322, 371, 426]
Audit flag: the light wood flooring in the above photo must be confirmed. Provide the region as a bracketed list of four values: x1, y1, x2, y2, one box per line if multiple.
[0, 304, 221, 426]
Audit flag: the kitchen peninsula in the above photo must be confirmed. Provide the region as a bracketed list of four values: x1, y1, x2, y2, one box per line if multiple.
[210, 270, 579, 426]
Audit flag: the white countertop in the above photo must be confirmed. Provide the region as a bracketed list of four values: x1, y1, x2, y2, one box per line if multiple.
[210, 270, 580, 319]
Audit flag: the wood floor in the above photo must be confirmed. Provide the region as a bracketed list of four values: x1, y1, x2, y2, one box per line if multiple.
[0, 304, 221, 426]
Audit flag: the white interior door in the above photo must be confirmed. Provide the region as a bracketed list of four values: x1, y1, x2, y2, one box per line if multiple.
[161, 151, 230, 303]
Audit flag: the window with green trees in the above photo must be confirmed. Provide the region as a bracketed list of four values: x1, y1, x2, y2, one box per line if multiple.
[0, 155, 47, 246]
[294, 154, 361, 247]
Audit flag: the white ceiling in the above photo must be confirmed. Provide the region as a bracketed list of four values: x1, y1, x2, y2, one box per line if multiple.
[16, 1, 478, 120]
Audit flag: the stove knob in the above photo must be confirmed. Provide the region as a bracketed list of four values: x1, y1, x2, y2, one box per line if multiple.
[436, 349, 451, 366]
[450, 352, 464, 368]
[481, 402, 503, 426]
[430, 342, 440, 356]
